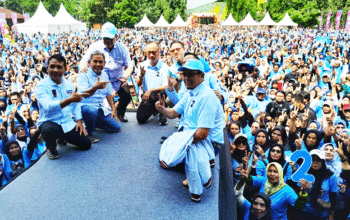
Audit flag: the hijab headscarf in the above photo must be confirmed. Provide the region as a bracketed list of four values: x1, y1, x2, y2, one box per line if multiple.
[253, 129, 271, 152]
[265, 162, 286, 197]
[308, 152, 334, 210]
[4, 140, 22, 161]
[271, 126, 290, 151]
[267, 144, 286, 168]
[303, 129, 322, 152]
[231, 133, 250, 164]
[319, 143, 341, 177]
[307, 120, 322, 133]
[249, 193, 272, 220]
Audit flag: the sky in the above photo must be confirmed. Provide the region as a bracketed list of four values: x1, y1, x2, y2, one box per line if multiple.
[187, 0, 218, 10]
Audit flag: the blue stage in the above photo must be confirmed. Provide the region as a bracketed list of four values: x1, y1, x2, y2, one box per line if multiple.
[0, 112, 219, 219]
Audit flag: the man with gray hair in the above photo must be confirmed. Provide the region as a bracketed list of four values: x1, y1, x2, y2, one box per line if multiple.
[77, 50, 121, 143]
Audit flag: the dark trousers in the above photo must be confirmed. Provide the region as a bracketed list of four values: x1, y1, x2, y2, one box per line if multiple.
[39, 121, 91, 151]
[298, 211, 328, 220]
[136, 91, 167, 124]
[117, 85, 132, 117]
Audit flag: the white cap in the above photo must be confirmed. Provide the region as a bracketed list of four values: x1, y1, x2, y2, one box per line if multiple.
[310, 149, 325, 160]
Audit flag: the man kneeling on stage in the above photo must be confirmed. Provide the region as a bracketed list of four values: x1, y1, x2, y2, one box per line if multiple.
[77, 50, 121, 143]
[156, 59, 221, 202]
[35, 54, 91, 160]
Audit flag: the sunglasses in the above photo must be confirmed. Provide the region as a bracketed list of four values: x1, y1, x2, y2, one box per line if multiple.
[271, 149, 281, 153]
[235, 140, 247, 145]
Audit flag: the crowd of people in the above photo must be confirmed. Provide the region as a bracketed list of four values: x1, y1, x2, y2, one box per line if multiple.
[0, 22, 349, 219]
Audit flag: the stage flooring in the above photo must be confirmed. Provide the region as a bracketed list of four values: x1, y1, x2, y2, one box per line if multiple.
[0, 112, 219, 220]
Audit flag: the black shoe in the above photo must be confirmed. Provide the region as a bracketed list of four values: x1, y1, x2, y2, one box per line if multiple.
[191, 194, 201, 203]
[210, 159, 215, 168]
[47, 148, 59, 160]
[158, 114, 168, 126]
[204, 178, 212, 189]
[118, 115, 128, 122]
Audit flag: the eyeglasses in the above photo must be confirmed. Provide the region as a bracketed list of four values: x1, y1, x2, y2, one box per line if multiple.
[271, 149, 281, 153]
[336, 126, 345, 129]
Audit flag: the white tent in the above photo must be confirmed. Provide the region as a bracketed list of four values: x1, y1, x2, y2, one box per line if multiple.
[277, 12, 298, 27]
[153, 14, 169, 28]
[17, 1, 60, 35]
[53, 3, 87, 33]
[135, 14, 154, 28]
[169, 14, 187, 27]
[238, 12, 259, 26]
[221, 13, 239, 26]
[258, 12, 278, 26]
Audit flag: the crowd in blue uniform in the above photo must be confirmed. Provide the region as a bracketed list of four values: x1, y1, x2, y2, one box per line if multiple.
[0, 22, 350, 219]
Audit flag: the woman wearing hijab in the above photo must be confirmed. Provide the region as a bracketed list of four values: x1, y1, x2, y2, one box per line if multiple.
[270, 126, 294, 153]
[298, 149, 338, 220]
[253, 129, 271, 153]
[255, 144, 293, 183]
[320, 143, 342, 178]
[0, 153, 12, 187]
[235, 183, 272, 220]
[231, 134, 251, 186]
[239, 162, 308, 220]
[4, 139, 32, 178]
[295, 129, 323, 152]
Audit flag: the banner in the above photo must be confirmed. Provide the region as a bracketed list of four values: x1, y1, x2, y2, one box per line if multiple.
[11, 13, 18, 34]
[325, 11, 332, 30]
[345, 10, 350, 31]
[319, 14, 323, 31]
[335, 10, 343, 30]
[0, 13, 5, 36]
[23, 13, 31, 22]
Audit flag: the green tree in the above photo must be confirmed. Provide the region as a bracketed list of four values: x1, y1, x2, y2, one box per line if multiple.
[80, 0, 115, 26]
[107, 0, 139, 28]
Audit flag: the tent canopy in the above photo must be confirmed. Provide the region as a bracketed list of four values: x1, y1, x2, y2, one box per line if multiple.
[221, 13, 238, 26]
[53, 3, 87, 32]
[135, 14, 154, 28]
[18, 1, 54, 26]
[239, 12, 259, 26]
[278, 12, 298, 27]
[258, 12, 278, 26]
[169, 14, 187, 27]
[153, 14, 169, 27]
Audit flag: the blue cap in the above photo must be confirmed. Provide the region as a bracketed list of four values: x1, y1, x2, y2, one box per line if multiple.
[178, 59, 204, 72]
[101, 22, 117, 39]
[256, 87, 266, 94]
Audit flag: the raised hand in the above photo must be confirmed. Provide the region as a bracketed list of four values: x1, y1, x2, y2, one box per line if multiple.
[117, 76, 128, 87]
[155, 93, 166, 112]
[242, 150, 251, 167]
[95, 76, 110, 90]
[255, 144, 265, 157]
[299, 178, 310, 194]
[251, 151, 259, 166]
[302, 109, 309, 123]
[290, 107, 299, 120]
[1, 111, 7, 123]
[230, 139, 236, 154]
[336, 141, 347, 160]
[295, 133, 305, 150]
[167, 75, 176, 91]
[70, 86, 89, 103]
[140, 66, 146, 78]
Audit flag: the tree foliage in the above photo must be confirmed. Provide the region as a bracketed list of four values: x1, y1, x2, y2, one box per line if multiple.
[226, 0, 350, 28]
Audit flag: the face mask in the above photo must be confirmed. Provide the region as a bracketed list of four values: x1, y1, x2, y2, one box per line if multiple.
[270, 95, 276, 100]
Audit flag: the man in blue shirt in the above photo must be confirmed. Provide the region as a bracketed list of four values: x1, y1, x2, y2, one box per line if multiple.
[136, 42, 169, 125]
[80, 22, 133, 123]
[156, 59, 222, 202]
[35, 54, 91, 160]
[77, 50, 121, 143]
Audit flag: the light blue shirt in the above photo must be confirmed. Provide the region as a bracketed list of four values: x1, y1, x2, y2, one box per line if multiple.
[35, 77, 82, 133]
[76, 68, 114, 116]
[174, 83, 225, 144]
[139, 59, 168, 93]
[80, 40, 131, 92]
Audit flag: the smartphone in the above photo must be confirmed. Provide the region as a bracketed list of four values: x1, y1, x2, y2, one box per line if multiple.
[277, 82, 283, 91]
